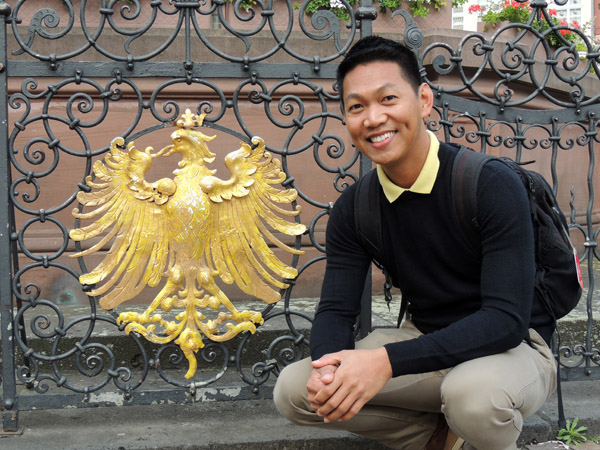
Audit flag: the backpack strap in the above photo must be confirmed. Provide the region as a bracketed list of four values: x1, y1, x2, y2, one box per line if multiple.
[452, 145, 537, 346]
[354, 169, 405, 323]
[354, 169, 383, 259]
[451, 145, 494, 253]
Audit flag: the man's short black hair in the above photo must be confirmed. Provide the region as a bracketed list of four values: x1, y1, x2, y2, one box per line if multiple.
[336, 36, 423, 109]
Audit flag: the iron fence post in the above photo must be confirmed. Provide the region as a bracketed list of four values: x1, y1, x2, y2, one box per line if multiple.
[356, 0, 378, 338]
[0, 0, 19, 433]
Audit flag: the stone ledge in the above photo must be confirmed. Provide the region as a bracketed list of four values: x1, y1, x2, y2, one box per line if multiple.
[2, 293, 597, 374]
[3, 379, 600, 449]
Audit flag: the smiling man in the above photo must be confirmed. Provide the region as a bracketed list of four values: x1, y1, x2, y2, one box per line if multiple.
[273, 36, 557, 450]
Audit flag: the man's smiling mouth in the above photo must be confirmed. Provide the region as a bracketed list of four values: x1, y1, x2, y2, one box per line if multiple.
[369, 131, 396, 143]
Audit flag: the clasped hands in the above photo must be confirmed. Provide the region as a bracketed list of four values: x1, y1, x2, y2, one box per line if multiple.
[307, 347, 393, 423]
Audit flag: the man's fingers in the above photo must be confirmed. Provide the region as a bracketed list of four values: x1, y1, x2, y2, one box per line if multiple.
[315, 364, 337, 385]
[320, 370, 335, 384]
[309, 348, 392, 423]
[307, 366, 337, 396]
[312, 353, 342, 369]
[313, 376, 341, 406]
[315, 377, 355, 418]
[307, 365, 340, 412]
[318, 387, 361, 422]
[336, 397, 367, 422]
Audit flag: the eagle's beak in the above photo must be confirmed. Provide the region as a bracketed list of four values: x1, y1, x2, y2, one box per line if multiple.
[162, 144, 176, 157]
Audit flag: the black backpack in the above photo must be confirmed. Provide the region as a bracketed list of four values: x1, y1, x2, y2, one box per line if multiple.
[353, 144, 584, 426]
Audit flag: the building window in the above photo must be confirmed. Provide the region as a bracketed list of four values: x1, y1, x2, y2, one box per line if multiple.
[452, 6, 465, 29]
[453, 16, 465, 30]
[552, 0, 583, 25]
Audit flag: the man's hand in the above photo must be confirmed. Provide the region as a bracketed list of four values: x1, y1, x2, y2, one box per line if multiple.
[309, 347, 392, 423]
[307, 364, 338, 412]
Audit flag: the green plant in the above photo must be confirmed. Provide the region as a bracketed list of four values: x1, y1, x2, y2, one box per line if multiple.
[289, 0, 469, 21]
[478, 0, 531, 27]
[379, 0, 444, 17]
[225, 0, 259, 11]
[557, 417, 588, 446]
[294, 0, 359, 21]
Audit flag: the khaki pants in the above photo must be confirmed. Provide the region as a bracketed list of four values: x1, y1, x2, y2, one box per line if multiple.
[273, 321, 556, 450]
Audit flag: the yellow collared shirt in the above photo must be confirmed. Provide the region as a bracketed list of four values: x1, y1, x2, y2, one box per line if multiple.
[376, 131, 440, 203]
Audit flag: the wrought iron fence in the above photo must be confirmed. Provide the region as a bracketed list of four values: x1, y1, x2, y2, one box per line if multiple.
[1, 0, 599, 433]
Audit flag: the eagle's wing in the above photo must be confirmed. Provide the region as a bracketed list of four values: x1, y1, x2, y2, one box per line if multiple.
[200, 137, 305, 304]
[70, 138, 176, 310]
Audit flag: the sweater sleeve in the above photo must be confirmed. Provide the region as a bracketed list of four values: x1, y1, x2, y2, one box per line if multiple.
[384, 160, 536, 377]
[309, 185, 372, 361]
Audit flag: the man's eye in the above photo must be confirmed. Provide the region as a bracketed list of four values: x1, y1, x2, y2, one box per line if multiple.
[383, 95, 397, 102]
[347, 104, 362, 112]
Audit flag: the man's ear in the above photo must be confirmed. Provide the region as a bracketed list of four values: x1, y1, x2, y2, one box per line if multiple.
[419, 83, 434, 118]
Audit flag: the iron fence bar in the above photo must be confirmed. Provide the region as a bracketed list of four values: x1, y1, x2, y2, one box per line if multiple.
[6, 72, 29, 390]
[5, 60, 340, 80]
[433, 94, 599, 125]
[356, 0, 378, 339]
[582, 117, 597, 377]
[0, 0, 20, 433]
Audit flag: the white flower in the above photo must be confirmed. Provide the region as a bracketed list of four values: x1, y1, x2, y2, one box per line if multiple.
[329, 0, 344, 8]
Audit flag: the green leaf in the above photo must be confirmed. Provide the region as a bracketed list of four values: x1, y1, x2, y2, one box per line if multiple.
[557, 417, 589, 446]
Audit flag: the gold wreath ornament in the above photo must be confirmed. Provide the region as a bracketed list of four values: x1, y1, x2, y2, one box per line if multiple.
[70, 109, 306, 378]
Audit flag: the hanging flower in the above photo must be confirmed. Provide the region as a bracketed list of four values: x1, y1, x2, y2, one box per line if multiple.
[476, 1, 586, 48]
[468, 4, 485, 13]
[559, 20, 571, 36]
[477, 0, 531, 25]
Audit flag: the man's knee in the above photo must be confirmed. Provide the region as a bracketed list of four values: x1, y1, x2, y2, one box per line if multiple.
[273, 360, 312, 424]
[440, 369, 522, 449]
[441, 373, 517, 423]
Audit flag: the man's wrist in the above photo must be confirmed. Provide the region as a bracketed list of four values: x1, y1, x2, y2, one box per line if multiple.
[376, 347, 393, 378]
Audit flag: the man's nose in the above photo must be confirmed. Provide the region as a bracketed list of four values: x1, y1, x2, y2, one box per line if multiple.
[363, 106, 385, 128]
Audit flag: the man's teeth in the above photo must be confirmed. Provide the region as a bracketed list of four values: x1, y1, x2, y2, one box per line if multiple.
[370, 132, 395, 143]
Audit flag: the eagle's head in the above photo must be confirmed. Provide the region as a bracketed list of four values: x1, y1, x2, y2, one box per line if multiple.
[166, 109, 217, 164]
[168, 128, 216, 164]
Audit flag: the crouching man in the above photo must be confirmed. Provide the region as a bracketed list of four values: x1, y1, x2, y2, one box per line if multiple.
[273, 36, 556, 450]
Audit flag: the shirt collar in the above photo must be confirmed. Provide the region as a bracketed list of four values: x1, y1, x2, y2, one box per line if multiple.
[377, 131, 440, 203]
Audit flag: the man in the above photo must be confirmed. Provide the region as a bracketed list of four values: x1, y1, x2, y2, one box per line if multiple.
[273, 36, 556, 450]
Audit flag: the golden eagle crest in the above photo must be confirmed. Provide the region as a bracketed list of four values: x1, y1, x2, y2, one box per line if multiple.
[70, 109, 305, 378]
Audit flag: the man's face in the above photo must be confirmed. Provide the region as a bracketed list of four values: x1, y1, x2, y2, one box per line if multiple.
[342, 61, 433, 178]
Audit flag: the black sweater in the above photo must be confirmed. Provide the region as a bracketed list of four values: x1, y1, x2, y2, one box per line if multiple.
[310, 142, 554, 378]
